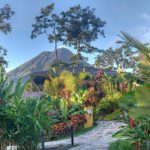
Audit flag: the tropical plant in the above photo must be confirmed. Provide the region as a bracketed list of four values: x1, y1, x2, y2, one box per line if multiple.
[119, 32, 150, 83]
[101, 72, 119, 100]
[52, 114, 86, 137]
[70, 89, 86, 105]
[43, 77, 63, 97]
[78, 71, 93, 81]
[43, 71, 78, 104]
[114, 112, 150, 150]
[0, 78, 55, 149]
[118, 91, 136, 111]
[108, 140, 136, 150]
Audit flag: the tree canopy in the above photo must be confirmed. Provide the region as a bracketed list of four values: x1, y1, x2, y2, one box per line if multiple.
[31, 3, 62, 64]
[0, 4, 14, 72]
[0, 4, 15, 34]
[59, 4, 106, 66]
[95, 45, 137, 71]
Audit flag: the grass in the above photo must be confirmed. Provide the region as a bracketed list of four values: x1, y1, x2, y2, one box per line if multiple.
[104, 109, 122, 121]
[108, 140, 136, 150]
[129, 106, 150, 119]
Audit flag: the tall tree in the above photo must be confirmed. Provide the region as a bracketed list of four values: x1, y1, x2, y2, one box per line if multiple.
[95, 45, 137, 71]
[31, 3, 61, 64]
[0, 4, 14, 72]
[60, 5, 106, 66]
[0, 4, 14, 34]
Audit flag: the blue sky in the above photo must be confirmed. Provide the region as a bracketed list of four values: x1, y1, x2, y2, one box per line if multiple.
[0, 0, 150, 72]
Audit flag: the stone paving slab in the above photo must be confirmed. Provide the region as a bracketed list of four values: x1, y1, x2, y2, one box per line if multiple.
[43, 121, 124, 150]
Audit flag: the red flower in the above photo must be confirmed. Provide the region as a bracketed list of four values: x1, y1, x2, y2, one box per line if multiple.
[129, 117, 135, 128]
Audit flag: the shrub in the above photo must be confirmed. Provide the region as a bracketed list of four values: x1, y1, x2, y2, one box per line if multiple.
[114, 112, 150, 150]
[60, 71, 78, 93]
[108, 140, 136, 150]
[118, 91, 136, 111]
[43, 77, 63, 97]
[0, 79, 55, 150]
[52, 114, 86, 137]
[78, 71, 93, 81]
[43, 71, 78, 104]
[104, 109, 122, 121]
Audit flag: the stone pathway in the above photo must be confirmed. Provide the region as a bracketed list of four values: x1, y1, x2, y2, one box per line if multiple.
[43, 121, 124, 150]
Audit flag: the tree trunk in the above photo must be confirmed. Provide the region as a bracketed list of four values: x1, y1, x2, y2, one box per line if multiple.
[54, 26, 59, 64]
[77, 48, 80, 67]
[55, 38, 59, 64]
[77, 41, 80, 67]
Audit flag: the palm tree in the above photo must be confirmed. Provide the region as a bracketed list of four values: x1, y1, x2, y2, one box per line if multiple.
[119, 32, 150, 84]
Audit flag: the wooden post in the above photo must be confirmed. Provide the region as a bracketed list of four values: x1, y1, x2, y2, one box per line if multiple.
[70, 125, 74, 146]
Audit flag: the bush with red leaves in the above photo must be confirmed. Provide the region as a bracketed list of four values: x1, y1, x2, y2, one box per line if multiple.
[52, 114, 86, 137]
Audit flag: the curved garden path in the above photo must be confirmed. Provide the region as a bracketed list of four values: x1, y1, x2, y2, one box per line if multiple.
[43, 121, 124, 150]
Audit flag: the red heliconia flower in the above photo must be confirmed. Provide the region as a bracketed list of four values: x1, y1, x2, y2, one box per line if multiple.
[129, 117, 135, 128]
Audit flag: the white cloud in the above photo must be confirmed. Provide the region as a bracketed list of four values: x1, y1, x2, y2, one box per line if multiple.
[141, 13, 150, 21]
[134, 25, 150, 42]
[134, 13, 150, 42]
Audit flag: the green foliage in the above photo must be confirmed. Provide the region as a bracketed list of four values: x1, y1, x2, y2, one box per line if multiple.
[101, 73, 120, 101]
[118, 91, 136, 111]
[0, 46, 8, 72]
[43, 71, 78, 99]
[69, 53, 88, 65]
[104, 109, 122, 121]
[31, 3, 61, 63]
[78, 71, 93, 81]
[0, 4, 14, 72]
[43, 78, 63, 97]
[118, 84, 150, 118]
[0, 79, 55, 149]
[95, 45, 136, 70]
[114, 112, 150, 149]
[95, 100, 119, 120]
[0, 4, 15, 34]
[135, 85, 150, 107]
[60, 71, 77, 93]
[129, 107, 150, 119]
[70, 89, 86, 105]
[108, 140, 136, 150]
[119, 32, 150, 83]
[59, 98, 68, 121]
